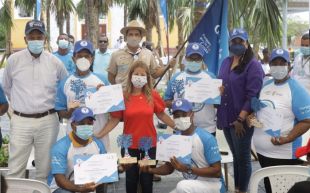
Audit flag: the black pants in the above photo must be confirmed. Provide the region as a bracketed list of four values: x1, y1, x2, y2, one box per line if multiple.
[121, 147, 156, 193]
[257, 153, 304, 193]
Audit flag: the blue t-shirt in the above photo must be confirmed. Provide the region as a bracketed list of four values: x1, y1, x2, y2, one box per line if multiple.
[0, 85, 8, 104]
[53, 51, 75, 74]
[48, 135, 106, 190]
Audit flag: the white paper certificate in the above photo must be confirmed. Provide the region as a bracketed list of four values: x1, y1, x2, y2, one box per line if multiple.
[257, 107, 284, 137]
[184, 77, 222, 104]
[156, 134, 192, 165]
[85, 84, 125, 114]
[74, 153, 119, 185]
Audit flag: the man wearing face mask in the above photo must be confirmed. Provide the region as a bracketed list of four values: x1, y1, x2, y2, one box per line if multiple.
[2, 20, 68, 182]
[140, 99, 225, 193]
[108, 20, 176, 88]
[55, 40, 111, 151]
[164, 42, 217, 136]
[252, 48, 310, 193]
[53, 33, 75, 74]
[48, 107, 107, 193]
[292, 32, 310, 93]
[68, 34, 75, 53]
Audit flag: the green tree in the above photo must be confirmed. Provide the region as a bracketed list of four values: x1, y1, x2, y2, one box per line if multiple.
[0, 0, 13, 67]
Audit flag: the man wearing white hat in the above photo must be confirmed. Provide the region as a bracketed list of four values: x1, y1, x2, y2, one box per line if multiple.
[108, 20, 175, 88]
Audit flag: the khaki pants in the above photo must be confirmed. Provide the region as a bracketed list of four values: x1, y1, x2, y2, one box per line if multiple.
[8, 113, 59, 183]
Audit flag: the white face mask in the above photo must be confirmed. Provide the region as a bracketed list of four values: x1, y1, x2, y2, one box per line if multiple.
[127, 37, 140, 47]
[270, 66, 288, 80]
[131, 75, 147, 88]
[58, 39, 69, 49]
[76, 57, 91, 72]
[174, 117, 191, 131]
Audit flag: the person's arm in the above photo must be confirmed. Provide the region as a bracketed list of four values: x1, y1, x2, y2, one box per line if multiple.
[272, 119, 310, 145]
[164, 99, 173, 109]
[108, 72, 116, 85]
[2, 58, 12, 100]
[0, 103, 9, 116]
[156, 111, 175, 128]
[54, 174, 97, 192]
[58, 108, 75, 119]
[140, 162, 175, 175]
[95, 116, 120, 138]
[107, 53, 117, 84]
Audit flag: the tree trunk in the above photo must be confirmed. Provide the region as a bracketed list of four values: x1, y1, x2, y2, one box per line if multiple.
[86, 0, 99, 46]
[193, 0, 208, 26]
[124, 0, 128, 27]
[6, 0, 12, 56]
[58, 12, 64, 34]
[155, 3, 163, 57]
[177, 11, 185, 71]
[145, 21, 152, 42]
[40, 0, 45, 22]
[66, 13, 70, 35]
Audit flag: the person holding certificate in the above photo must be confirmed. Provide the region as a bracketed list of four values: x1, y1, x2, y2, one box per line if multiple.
[140, 99, 225, 193]
[164, 42, 217, 135]
[216, 28, 264, 193]
[252, 48, 310, 193]
[96, 60, 175, 193]
[48, 107, 107, 193]
[55, 40, 111, 151]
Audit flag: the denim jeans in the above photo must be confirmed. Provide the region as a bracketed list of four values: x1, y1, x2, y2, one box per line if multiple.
[223, 126, 254, 192]
[121, 147, 156, 193]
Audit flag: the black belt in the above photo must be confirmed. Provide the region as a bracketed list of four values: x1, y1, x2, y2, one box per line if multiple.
[13, 109, 56, 118]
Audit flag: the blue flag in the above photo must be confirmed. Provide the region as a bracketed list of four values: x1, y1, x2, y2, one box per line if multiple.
[159, 0, 168, 31]
[36, 0, 41, 20]
[188, 0, 228, 75]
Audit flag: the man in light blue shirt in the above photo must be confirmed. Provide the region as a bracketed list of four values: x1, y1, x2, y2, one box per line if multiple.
[53, 33, 75, 74]
[93, 34, 111, 77]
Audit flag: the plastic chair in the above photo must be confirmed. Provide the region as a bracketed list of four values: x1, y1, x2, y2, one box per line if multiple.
[249, 165, 310, 193]
[6, 178, 51, 193]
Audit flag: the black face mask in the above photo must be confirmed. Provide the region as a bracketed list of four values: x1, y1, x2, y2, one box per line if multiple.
[229, 44, 246, 56]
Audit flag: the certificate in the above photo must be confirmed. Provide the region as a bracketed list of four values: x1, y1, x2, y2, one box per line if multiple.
[85, 84, 125, 114]
[156, 134, 192, 165]
[257, 107, 283, 137]
[184, 77, 222, 104]
[74, 153, 119, 185]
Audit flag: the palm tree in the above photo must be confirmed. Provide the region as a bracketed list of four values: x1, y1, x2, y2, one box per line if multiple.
[0, 0, 13, 67]
[50, 0, 76, 34]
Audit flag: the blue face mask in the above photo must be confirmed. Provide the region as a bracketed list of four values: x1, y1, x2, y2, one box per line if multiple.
[185, 60, 202, 73]
[300, 46, 310, 56]
[68, 42, 74, 51]
[58, 39, 69, 49]
[76, 125, 94, 140]
[229, 44, 246, 56]
[28, 40, 44, 54]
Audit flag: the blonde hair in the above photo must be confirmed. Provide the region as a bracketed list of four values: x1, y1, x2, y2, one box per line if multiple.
[125, 60, 153, 103]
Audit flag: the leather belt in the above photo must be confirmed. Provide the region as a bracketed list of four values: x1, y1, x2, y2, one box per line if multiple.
[13, 109, 56, 118]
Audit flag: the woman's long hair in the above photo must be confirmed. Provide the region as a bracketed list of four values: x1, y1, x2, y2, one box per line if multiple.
[125, 60, 153, 103]
[233, 42, 255, 74]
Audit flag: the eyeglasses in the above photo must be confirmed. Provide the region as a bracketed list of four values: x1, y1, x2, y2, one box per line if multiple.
[99, 40, 108, 43]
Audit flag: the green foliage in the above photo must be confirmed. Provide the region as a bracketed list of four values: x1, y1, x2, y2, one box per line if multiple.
[2, 135, 9, 144]
[0, 24, 7, 49]
[0, 145, 9, 167]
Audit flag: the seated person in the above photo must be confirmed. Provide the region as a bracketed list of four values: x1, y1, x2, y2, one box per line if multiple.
[48, 107, 106, 193]
[140, 99, 226, 193]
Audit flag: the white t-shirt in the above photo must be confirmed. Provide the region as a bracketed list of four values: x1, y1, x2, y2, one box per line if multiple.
[164, 70, 217, 133]
[253, 78, 310, 159]
[55, 72, 111, 151]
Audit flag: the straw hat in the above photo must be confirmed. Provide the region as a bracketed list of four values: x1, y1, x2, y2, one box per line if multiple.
[120, 20, 146, 36]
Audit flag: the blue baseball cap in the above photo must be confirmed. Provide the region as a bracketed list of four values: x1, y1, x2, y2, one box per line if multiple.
[71, 107, 95, 122]
[270, 48, 290, 63]
[73, 40, 94, 54]
[229, 28, 248, 41]
[25, 20, 46, 35]
[186, 43, 205, 57]
[172, 99, 193, 113]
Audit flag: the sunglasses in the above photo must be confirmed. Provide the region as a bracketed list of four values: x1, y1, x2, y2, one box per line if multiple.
[99, 40, 108, 43]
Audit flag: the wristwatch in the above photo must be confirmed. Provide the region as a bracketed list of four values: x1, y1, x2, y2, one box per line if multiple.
[186, 165, 193, 174]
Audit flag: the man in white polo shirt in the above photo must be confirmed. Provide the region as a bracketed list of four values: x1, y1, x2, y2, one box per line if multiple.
[2, 19, 68, 182]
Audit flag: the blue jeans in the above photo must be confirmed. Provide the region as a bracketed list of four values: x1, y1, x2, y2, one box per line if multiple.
[223, 126, 254, 192]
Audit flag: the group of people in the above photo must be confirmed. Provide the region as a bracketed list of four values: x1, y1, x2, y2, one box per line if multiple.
[0, 17, 309, 193]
